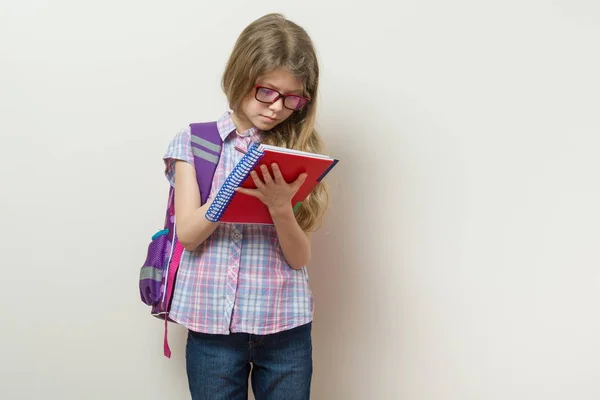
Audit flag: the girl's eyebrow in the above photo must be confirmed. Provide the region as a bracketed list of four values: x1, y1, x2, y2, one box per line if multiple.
[261, 81, 304, 95]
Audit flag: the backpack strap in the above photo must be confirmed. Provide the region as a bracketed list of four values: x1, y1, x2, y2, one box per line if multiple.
[162, 121, 222, 358]
[189, 122, 223, 205]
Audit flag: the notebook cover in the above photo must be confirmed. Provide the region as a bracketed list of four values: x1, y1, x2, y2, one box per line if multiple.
[218, 148, 337, 224]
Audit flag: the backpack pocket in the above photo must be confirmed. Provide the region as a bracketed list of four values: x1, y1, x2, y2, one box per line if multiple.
[139, 229, 172, 306]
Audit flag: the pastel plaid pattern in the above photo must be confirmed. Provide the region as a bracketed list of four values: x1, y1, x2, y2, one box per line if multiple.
[162, 111, 314, 335]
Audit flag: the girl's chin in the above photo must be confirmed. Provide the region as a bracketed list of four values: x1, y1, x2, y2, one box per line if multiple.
[252, 116, 278, 130]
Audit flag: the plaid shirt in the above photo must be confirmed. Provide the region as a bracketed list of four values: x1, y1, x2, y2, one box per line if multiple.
[162, 111, 314, 335]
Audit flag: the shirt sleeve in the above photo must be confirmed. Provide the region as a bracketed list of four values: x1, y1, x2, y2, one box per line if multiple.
[163, 127, 194, 188]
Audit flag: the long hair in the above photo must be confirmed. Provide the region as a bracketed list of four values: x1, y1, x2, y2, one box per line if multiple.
[222, 13, 329, 231]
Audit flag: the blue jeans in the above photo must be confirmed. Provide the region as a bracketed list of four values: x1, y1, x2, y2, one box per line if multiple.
[186, 322, 312, 400]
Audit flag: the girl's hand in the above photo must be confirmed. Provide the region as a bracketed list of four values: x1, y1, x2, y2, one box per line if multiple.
[234, 163, 307, 215]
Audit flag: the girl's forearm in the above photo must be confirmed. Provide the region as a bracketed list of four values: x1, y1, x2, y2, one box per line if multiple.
[176, 200, 220, 251]
[269, 206, 311, 269]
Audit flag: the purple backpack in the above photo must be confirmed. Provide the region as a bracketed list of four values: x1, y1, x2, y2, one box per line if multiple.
[139, 121, 222, 358]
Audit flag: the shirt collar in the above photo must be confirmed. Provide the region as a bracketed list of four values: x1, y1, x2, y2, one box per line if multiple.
[217, 111, 262, 141]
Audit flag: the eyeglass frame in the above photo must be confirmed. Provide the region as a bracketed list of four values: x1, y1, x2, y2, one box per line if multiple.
[253, 85, 311, 111]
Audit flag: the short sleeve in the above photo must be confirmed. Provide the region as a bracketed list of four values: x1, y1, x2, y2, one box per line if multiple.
[163, 127, 194, 187]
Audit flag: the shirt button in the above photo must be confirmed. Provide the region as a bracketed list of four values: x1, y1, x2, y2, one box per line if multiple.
[233, 233, 242, 240]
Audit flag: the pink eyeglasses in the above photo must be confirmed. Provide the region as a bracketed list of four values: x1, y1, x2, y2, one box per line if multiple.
[254, 85, 311, 111]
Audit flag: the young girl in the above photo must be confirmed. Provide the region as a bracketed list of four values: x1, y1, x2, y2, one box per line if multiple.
[162, 13, 329, 400]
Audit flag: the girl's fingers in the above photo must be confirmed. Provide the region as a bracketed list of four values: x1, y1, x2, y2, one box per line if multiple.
[250, 171, 265, 188]
[234, 187, 260, 198]
[270, 163, 285, 185]
[260, 165, 273, 185]
[291, 173, 308, 192]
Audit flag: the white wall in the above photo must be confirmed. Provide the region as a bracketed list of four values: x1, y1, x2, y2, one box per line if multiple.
[1, 1, 599, 399]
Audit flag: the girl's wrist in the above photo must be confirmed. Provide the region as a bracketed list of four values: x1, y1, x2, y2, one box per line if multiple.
[268, 204, 293, 219]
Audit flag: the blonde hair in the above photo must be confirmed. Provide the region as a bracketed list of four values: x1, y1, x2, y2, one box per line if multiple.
[222, 13, 329, 231]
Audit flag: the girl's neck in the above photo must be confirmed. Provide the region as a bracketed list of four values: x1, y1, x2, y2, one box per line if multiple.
[230, 111, 254, 133]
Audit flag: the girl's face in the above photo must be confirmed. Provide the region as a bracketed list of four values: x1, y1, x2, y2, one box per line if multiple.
[235, 68, 306, 132]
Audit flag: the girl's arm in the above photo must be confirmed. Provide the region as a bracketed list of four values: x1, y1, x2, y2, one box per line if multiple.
[235, 163, 312, 270]
[269, 206, 312, 269]
[174, 160, 220, 251]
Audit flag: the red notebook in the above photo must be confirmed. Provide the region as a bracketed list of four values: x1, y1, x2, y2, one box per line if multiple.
[205, 143, 338, 224]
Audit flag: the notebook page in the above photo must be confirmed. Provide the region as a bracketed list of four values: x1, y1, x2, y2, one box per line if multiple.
[258, 144, 332, 160]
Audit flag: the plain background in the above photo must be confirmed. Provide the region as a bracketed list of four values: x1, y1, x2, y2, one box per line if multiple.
[1, 0, 599, 399]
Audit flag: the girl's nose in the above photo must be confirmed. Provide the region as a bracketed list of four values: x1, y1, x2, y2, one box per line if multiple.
[269, 98, 284, 113]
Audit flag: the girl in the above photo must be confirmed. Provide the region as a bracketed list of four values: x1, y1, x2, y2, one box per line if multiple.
[162, 13, 329, 400]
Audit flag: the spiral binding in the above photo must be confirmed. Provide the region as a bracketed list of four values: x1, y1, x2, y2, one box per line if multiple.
[205, 142, 264, 222]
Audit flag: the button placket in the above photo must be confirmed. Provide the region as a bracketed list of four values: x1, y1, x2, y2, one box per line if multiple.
[223, 224, 242, 330]
[224, 224, 244, 331]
